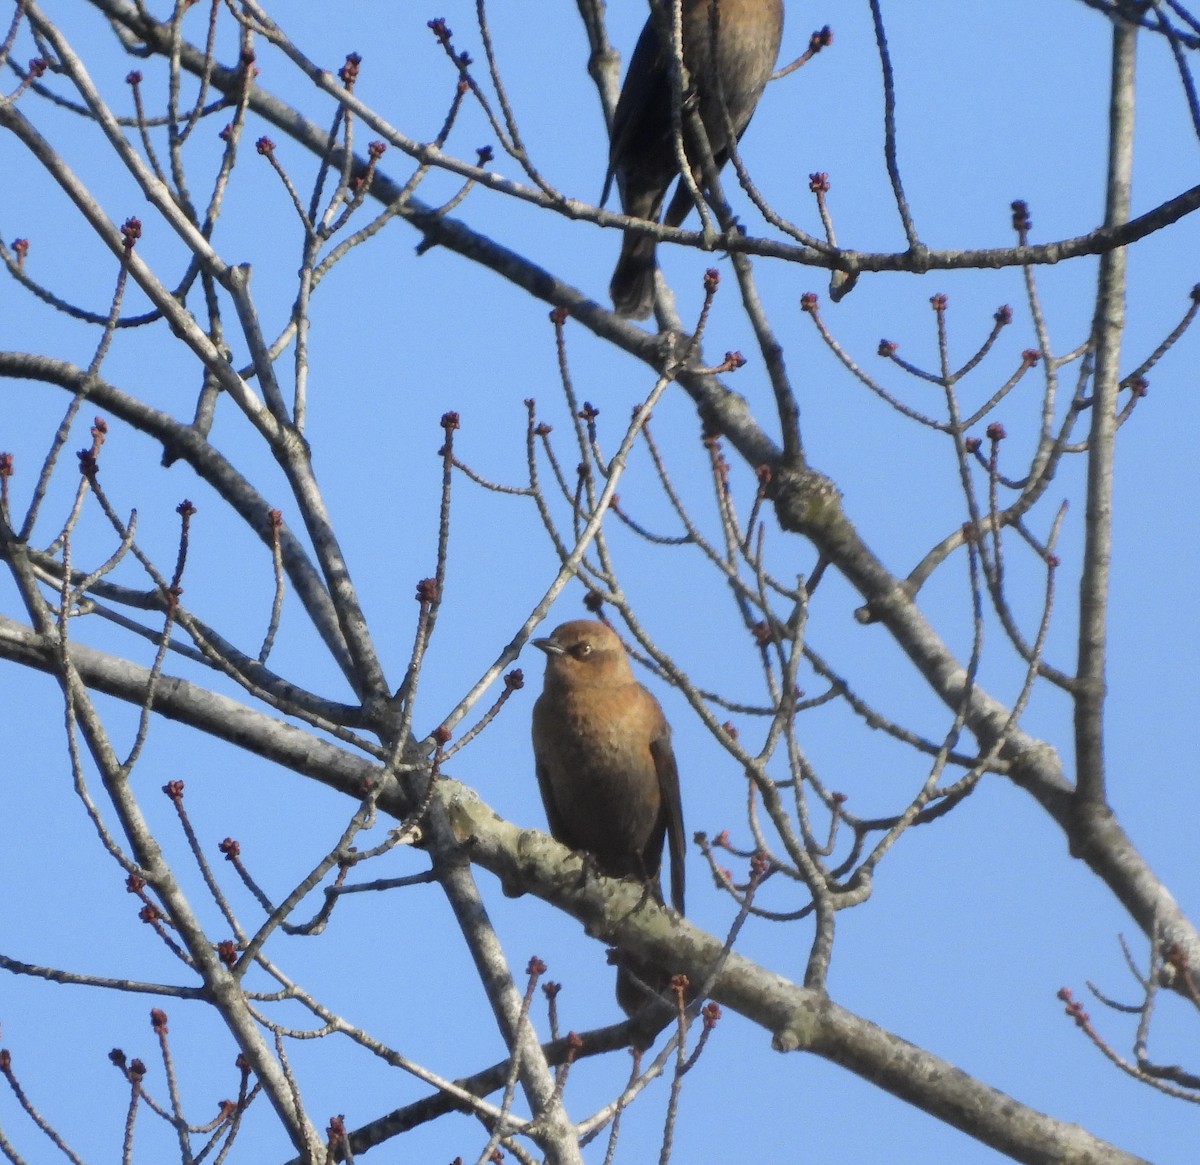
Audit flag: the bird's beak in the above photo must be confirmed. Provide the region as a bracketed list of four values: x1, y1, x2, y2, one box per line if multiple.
[532, 637, 564, 656]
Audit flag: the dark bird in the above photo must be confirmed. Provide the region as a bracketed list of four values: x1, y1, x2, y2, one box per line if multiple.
[602, 0, 785, 319]
[531, 620, 685, 1016]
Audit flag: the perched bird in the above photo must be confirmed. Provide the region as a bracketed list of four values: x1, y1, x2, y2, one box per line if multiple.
[602, 0, 785, 319]
[531, 620, 685, 1016]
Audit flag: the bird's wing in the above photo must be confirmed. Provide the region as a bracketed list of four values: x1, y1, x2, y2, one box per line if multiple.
[533, 750, 573, 849]
[601, 15, 669, 208]
[532, 700, 570, 845]
[650, 726, 686, 915]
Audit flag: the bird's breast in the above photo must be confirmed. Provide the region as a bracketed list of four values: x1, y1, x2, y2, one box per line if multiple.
[534, 686, 664, 856]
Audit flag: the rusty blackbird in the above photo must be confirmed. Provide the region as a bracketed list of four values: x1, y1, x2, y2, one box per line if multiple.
[602, 0, 784, 319]
[531, 620, 685, 1016]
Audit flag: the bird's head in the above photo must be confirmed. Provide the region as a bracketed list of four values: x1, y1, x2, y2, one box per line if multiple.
[532, 620, 634, 689]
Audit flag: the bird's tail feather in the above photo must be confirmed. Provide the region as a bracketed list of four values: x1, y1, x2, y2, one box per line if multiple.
[609, 232, 657, 320]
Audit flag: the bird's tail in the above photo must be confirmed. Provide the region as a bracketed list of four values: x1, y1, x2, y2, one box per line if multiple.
[609, 231, 658, 320]
[616, 963, 673, 1019]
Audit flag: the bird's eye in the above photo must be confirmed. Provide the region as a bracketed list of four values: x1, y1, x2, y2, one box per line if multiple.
[573, 643, 593, 658]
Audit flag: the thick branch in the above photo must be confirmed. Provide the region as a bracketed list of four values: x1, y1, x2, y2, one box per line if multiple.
[449, 785, 1153, 1165]
[0, 351, 358, 687]
[0, 614, 378, 794]
[0, 615, 1158, 1164]
[767, 465, 1200, 975]
[1075, 10, 1137, 805]
[88, 0, 1200, 279]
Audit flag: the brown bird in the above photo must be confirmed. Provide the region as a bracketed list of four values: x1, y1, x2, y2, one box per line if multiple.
[602, 0, 785, 319]
[531, 620, 685, 1016]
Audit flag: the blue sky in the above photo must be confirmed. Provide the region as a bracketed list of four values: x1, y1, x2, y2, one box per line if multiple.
[2, 2, 1199, 1162]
